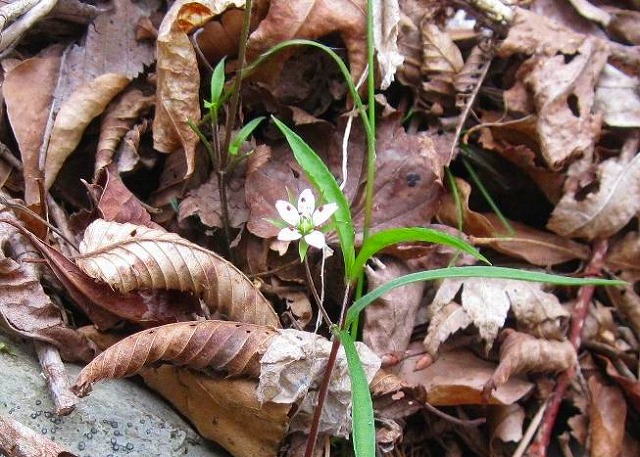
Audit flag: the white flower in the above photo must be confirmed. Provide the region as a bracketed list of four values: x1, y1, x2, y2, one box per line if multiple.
[275, 189, 337, 249]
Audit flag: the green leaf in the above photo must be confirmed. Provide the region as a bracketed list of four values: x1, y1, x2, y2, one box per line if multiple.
[205, 57, 226, 114]
[350, 227, 489, 281]
[337, 329, 376, 457]
[272, 116, 355, 276]
[229, 117, 265, 156]
[344, 266, 626, 327]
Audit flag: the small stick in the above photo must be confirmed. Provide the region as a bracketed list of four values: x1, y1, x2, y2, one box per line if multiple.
[34, 341, 76, 415]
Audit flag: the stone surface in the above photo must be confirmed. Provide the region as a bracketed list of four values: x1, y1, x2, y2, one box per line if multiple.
[0, 333, 230, 457]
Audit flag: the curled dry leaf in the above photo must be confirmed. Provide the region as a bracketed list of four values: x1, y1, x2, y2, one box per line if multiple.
[483, 329, 576, 396]
[72, 320, 278, 397]
[547, 149, 640, 240]
[76, 219, 280, 327]
[363, 257, 425, 357]
[420, 23, 464, 100]
[154, 0, 244, 177]
[3, 49, 61, 205]
[44, 74, 131, 191]
[423, 301, 472, 357]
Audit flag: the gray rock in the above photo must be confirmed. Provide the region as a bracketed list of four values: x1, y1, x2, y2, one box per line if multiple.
[0, 333, 230, 457]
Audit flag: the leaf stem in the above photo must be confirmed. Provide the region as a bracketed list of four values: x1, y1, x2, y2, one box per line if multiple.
[362, 0, 376, 243]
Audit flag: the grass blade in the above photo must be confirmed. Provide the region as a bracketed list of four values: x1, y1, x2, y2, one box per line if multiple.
[345, 266, 625, 327]
[350, 227, 489, 281]
[337, 329, 376, 457]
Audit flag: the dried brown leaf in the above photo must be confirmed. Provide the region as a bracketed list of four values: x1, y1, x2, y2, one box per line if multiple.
[154, 0, 243, 177]
[398, 347, 533, 406]
[484, 329, 576, 395]
[547, 150, 640, 239]
[595, 63, 640, 128]
[488, 403, 524, 447]
[95, 88, 155, 172]
[247, 0, 367, 86]
[44, 74, 131, 191]
[76, 219, 280, 327]
[142, 366, 290, 457]
[3, 48, 61, 205]
[588, 376, 626, 457]
[363, 257, 425, 357]
[605, 271, 640, 341]
[420, 23, 463, 96]
[72, 320, 278, 396]
[606, 231, 640, 272]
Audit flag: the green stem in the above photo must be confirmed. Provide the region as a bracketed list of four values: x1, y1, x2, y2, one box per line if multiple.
[222, 0, 253, 160]
[362, 0, 376, 244]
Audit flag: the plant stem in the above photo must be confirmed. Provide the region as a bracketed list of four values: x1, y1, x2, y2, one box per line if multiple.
[222, 0, 253, 158]
[362, 0, 376, 243]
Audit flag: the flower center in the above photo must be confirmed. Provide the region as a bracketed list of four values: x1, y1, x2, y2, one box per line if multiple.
[298, 215, 314, 235]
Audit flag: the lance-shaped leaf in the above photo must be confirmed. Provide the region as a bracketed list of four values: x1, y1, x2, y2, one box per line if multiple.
[72, 320, 278, 396]
[76, 219, 280, 327]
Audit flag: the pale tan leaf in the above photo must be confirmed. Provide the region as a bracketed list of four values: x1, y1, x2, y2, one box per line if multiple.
[373, 0, 403, 89]
[606, 231, 640, 272]
[44, 74, 131, 191]
[484, 329, 576, 395]
[363, 257, 425, 356]
[547, 152, 640, 239]
[421, 23, 464, 76]
[154, 0, 244, 177]
[72, 320, 278, 396]
[257, 329, 381, 438]
[595, 63, 640, 128]
[489, 404, 524, 446]
[423, 301, 472, 357]
[3, 48, 61, 205]
[142, 366, 290, 457]
[76, 219, 280, 327]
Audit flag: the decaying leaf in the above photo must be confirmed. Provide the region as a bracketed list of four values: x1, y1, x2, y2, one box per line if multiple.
[76, 219, 280, 327]
[363, 257, 425, 357]
[3, 48, 61, 205]
[423, 301, 472, 357]
[44, 74, 131, 191]
[72, 320, 278, 396]
[143, 366, 290, 457]
[588, 376, 626, 457]
[374, 0, 403, 89]
[258, 329, 381, 438]
[595, 63, 640, 128]
[398, 346, 533, 406]
[547, 147, 640, 240]
[488, 403, 524, 449]
[484, 329, 576, 395]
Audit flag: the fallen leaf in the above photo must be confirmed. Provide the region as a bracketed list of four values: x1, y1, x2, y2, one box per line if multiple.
[44, 74, 131, 191]
[76, 219, 280, 327]
[606, 231, 640, 272]
[3, 47, 62, 205]
[547, 147, 640, 239]
[363, 256, 425, 357]
[398, 347, 533, 406]
[0, 216, 97, 363]
[258, 329, 381, 437]
[72, 320, 278, 396]
[143, 366, 290, 457]
[588, 376, 626, 457]
[484, 329, 576, 395]
[420, 23, 464, 100]
[374, 0, 403, 89]
[246, 0, 367, 86]
[605, 271, 640, 343]
[607, 8, 640, 45]
[488, 404, 524, 448]
[423, 301, 472, 357]
[95, 88, 155, 172]
[595, 63, 640, 128]
[154, 0, 244, 177]
[602, 356, 640, 413]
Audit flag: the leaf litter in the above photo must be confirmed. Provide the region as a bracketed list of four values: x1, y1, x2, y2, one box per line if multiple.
[0, 0, 639, 456]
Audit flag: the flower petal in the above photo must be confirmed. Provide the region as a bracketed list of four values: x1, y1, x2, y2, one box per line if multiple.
[304, 230, 326, 249]
[276, 200, 300, 226]
[278, 227, 302, 241]
[298, 189, 315, 217]
[312, 202, 338, 226]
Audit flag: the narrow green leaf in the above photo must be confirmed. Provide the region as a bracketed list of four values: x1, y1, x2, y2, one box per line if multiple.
[229, 117, 265, 156]
[344, 266, 626, 327]
[206, 57, 226, 113]
[338, 329, 376, 457]
[272, 116, 355, 276]
[351, 227, 489, 281]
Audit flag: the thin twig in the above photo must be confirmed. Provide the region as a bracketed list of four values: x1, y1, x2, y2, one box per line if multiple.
[529, 239, 608, 456]
[34, 341, 76, 415]
[423, 402, 485, 427]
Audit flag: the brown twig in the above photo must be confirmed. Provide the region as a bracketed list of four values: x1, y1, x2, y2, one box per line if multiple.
[34, 341, 76, 415]
[528, 238, 608, 456]
[423, 402, 485, 427]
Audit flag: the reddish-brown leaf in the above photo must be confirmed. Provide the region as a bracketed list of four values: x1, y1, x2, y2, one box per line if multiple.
[588, 376, 626, 457]
[72, 320, 278, 396]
